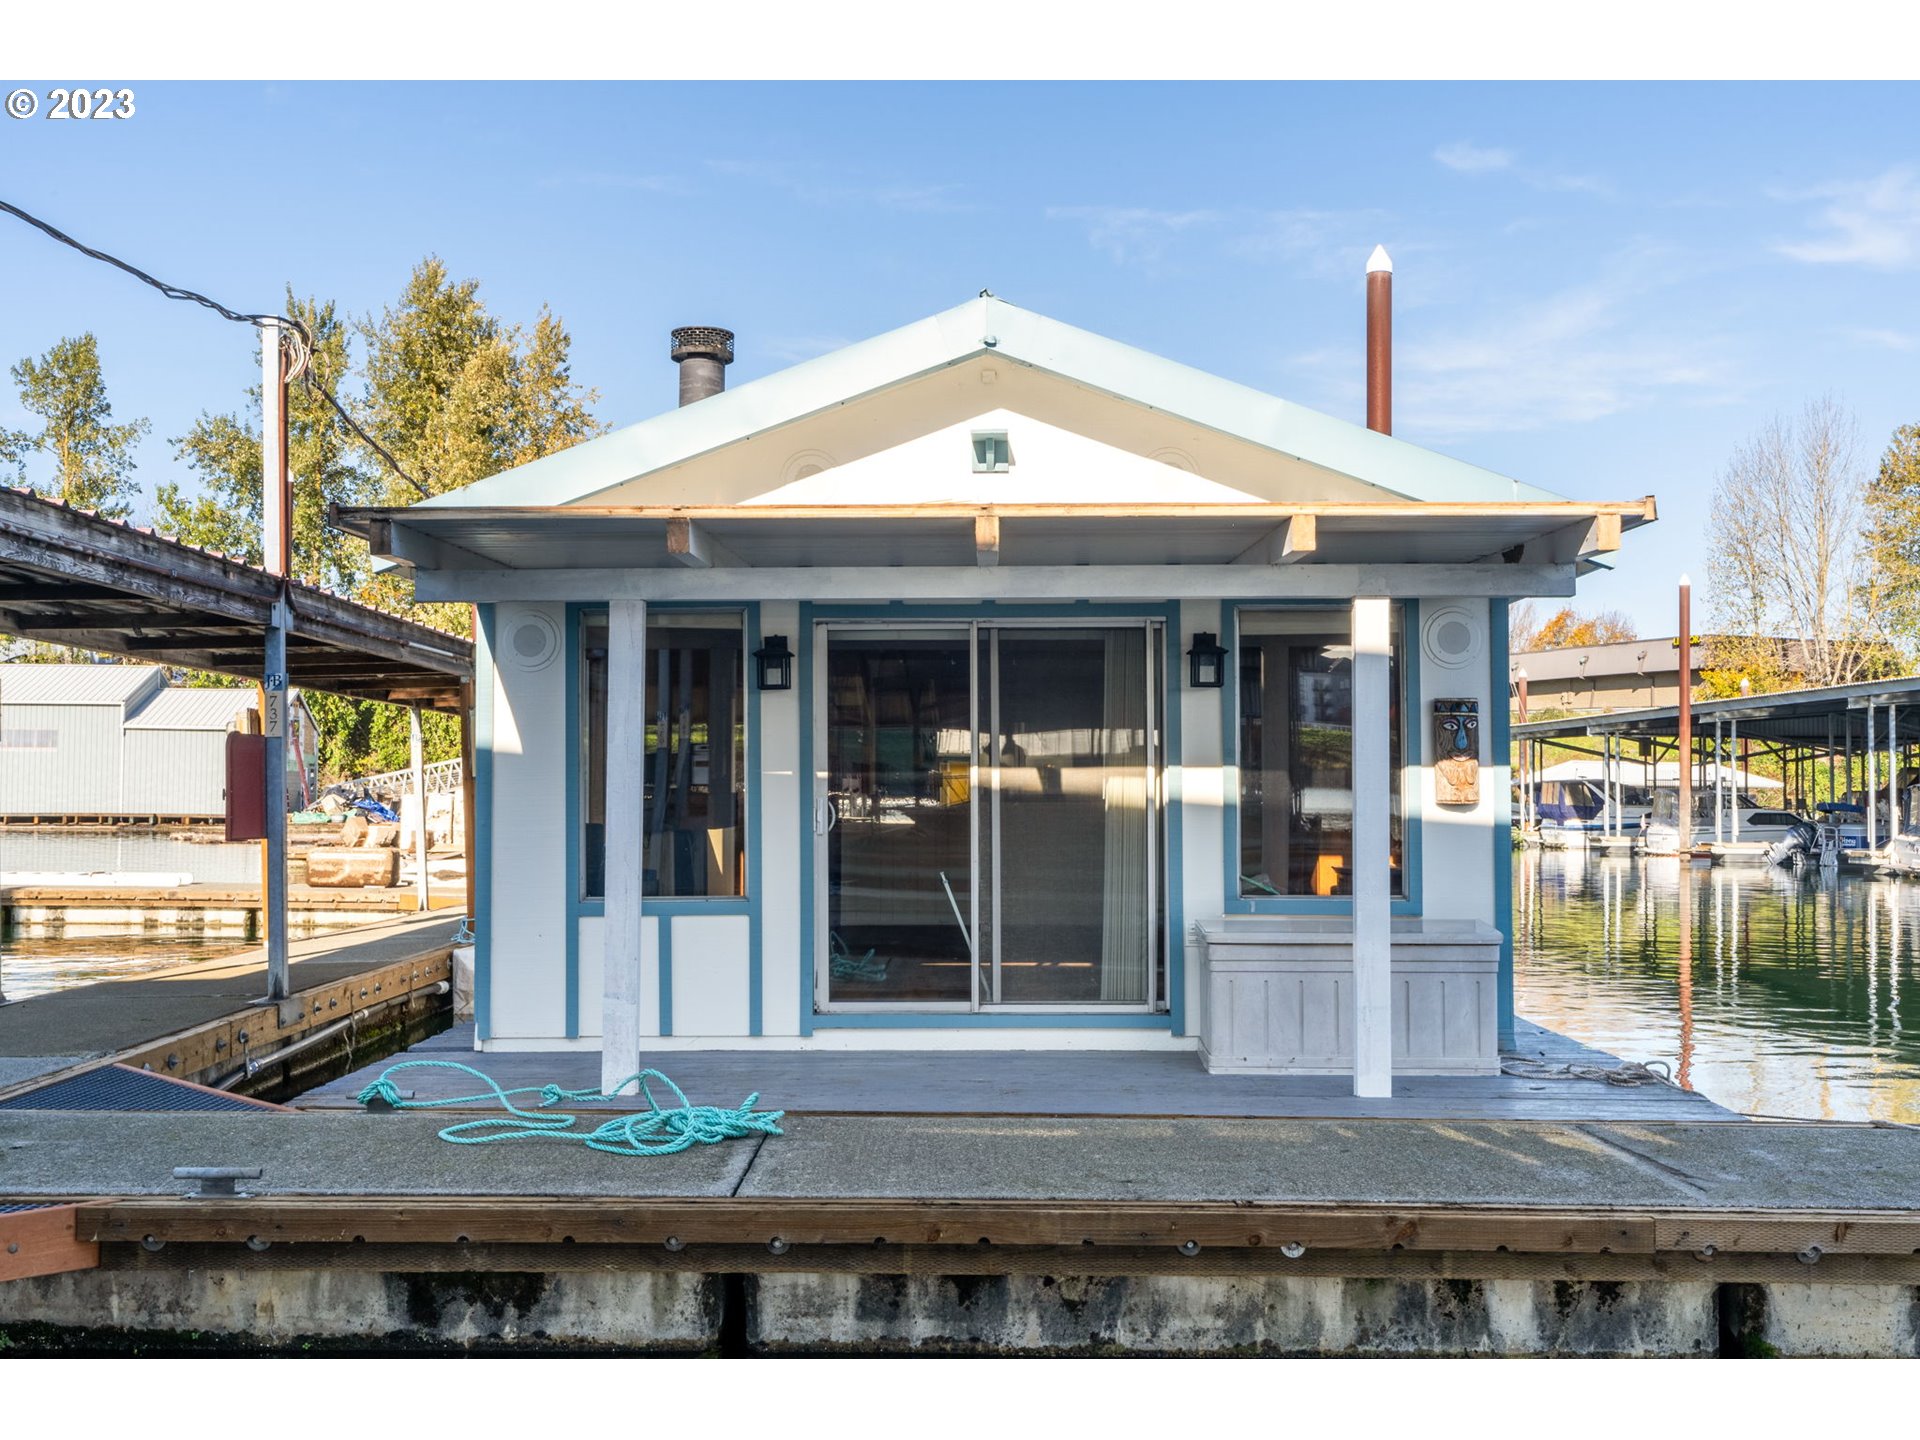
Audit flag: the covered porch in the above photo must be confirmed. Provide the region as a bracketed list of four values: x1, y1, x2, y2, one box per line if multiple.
[299, 1017, 1734, 1122]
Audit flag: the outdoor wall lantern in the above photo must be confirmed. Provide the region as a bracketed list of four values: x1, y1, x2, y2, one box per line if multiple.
[1187, 632, 1227, 689]
[754, 634, 794, 691]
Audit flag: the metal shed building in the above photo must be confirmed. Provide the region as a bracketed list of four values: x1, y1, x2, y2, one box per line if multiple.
[0, 664, 309, 821]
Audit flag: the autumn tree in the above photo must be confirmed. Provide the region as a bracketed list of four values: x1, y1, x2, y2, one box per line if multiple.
[1860, 422, 1920, 649]
[1510, 602, 1635, 652]
[157, 294, 373, 591]
[0, 333, 149, 518]
[1701, 397, 1896, 691]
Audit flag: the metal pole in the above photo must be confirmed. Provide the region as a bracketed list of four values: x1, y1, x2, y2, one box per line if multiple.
[1867, 701, 1880, 851]
[260, 319, 291, 1005]
[1890, 702, 1900, 837]
[1677, 578, 1693, 854]
[1516, 669, 1530, 834]
[1729, 716, 1739, 834]
[1713, 716, 1725, 845]
[410, 704, 430, 914]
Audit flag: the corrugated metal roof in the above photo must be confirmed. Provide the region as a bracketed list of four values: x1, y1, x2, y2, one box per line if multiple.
[418, 295, 1570, 512]
[123, 686, 254, 731]
[0, 663, 163, 706]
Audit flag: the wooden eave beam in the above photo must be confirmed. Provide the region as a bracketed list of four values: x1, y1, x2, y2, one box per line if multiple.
[1231, 514, 1317, 565]
[974, 515, 1000, 568]
[666, 516, 745, 569]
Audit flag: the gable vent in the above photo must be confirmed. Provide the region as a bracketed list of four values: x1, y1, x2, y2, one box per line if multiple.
[971, 430, 1012, 473]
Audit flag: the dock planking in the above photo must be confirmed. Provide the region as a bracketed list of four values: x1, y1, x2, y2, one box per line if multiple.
[298, 1016, 1735, 1123]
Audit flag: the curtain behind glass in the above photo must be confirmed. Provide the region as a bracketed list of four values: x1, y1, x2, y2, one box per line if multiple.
[1100, 630, 1150, 1003]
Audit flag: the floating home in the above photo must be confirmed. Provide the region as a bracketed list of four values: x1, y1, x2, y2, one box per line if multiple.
[349, 280, 1653, 1097]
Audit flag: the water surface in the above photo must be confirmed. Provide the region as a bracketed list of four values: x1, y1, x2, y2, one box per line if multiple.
[1516, 848, 1920, 1123]
[0, 931, 252, 1001]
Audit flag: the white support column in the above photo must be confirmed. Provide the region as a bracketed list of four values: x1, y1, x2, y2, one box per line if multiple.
[1351, 595, 1393, 1099]
[409, 705, 429, 914]
[1730, 715, 1740, 839]
[602, 599, 647, 1093]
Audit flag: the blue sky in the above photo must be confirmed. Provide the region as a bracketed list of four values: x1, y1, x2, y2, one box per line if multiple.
[3, 80, 1918, 634]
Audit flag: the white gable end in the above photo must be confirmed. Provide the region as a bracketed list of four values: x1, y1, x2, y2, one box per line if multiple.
[739, 410, 1267, 507]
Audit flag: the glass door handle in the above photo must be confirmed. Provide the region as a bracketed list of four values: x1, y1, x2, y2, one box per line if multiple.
[815, 795, 838, 834]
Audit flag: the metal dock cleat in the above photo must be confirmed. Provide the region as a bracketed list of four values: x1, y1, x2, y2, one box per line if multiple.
[174, 1166, 264, 1198]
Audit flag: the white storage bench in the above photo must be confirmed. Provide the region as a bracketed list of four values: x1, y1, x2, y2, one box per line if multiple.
[1196, 916, 1502, 1075]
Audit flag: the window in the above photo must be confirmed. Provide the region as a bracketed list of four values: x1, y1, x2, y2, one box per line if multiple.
[1237, 607, 1404, 899]
[581, 610, 747, 901]
[0, 729, 57, 750]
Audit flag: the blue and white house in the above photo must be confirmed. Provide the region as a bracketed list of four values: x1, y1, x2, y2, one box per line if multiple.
[349, 287, 1652, 1098]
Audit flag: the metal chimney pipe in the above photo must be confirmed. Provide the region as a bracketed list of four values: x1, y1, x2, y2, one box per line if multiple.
[1366, 246, 1392, 434]
[670, 326, 734, 407]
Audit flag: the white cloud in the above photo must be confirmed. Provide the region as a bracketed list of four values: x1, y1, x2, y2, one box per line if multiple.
[1286, 253, 1734, 439]
[1776, 166, 1920, 269]
[1433, 141, 1609, 197]
[1045, 206, 1220, 266]
[1844, 326, 1917, 352]
[1434, 141, 1513, 174]
[708, 159, 975, 213]
[538, 171, 684, 193]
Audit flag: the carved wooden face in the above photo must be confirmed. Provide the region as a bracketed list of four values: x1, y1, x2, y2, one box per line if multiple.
[1439, 710, 1479, 757]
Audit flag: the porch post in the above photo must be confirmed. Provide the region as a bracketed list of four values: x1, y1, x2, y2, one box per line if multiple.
[603, 599, 647, 1093]
[1351, 595, 1393, 1098]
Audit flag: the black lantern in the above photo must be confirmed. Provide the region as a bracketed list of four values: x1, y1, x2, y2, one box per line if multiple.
[754, 634, 794, 691]
[1187, 631, 1227, 689]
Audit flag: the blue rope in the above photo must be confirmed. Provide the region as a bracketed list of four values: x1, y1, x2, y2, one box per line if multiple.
[354, 1059, 783, 1157]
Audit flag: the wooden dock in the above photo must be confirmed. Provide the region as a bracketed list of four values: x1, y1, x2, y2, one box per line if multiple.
[300, 1017, 1734, 1123]
[3, 1102, 1918, 1353]
[0, 911, 461, 1102]
[2, 878, 466, 934]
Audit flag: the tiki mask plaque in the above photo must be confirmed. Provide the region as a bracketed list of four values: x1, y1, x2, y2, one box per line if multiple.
[1434, 699, 1480, 806]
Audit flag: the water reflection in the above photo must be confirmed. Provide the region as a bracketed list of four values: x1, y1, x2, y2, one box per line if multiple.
[0, 932, 252, 1002]
[1517, 848, 1920, 1122]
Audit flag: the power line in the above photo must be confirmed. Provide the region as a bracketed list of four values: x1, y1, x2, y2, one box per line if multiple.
[0, 197, 429, 498]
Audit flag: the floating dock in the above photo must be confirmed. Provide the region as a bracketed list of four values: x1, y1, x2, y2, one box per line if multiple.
[5, 1000, 1919, 1355]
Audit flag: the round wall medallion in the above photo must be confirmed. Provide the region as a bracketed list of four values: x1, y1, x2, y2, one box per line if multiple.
[1421, 606, 1484, 671]
[505, 611, 560, 672]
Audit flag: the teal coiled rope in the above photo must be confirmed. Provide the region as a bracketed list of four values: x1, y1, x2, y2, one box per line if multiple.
[354, 1059, 783, 1157]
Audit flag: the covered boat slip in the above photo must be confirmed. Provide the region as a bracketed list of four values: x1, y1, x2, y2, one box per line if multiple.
[1514, 672, 1920, 852]
[337, 294, 1656, 1100]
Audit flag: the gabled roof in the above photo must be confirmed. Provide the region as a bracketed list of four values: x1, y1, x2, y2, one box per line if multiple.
[419, 295, 1566, 511]
[0, 662, 164, 707]
[124, 687, 255, 731]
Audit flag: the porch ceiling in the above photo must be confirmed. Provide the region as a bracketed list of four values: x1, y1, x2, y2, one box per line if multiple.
[337, 499, 1656, 574]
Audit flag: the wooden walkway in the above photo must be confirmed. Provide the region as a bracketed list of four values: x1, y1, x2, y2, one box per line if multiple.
[0, 912, 462, 1100]
[300, 1016, 1736, 1122]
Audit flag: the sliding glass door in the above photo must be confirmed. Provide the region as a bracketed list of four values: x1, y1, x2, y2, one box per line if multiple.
[817, 621, 1160, 1012]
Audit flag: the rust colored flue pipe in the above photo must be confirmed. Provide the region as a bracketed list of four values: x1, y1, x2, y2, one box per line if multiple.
[1366, 245, 1392, 434]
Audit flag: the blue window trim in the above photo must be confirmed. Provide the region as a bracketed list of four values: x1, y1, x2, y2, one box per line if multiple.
[1219, 599, 1424, 917]
[798, 600, 1182, 1034]
[474, 604, 495, 1044]
[564, 601, 762, 1040]
[1490, 598, 1516, 1049]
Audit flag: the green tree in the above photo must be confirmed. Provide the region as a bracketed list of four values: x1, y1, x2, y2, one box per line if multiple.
[354, 258, 600, 629]
[1861, 422, 1920, 650]
[0, 333, 149, 517]
[157, 294, 373, 591]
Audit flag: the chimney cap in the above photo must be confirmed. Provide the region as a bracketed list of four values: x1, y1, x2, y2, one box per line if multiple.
[670, 326, 735, 364]
[1366, 245, 1394, 275]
